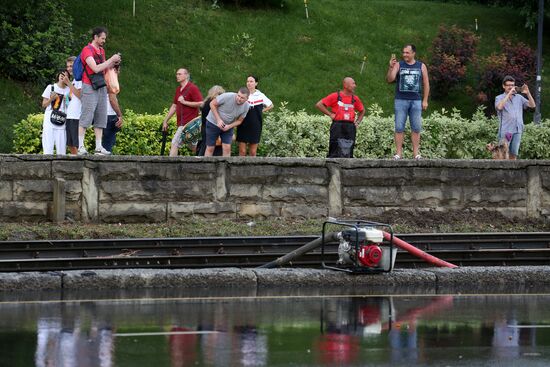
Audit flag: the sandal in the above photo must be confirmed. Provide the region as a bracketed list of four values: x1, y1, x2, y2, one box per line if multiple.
[393, 154, 401, 160]
[414, 154, 422, 160]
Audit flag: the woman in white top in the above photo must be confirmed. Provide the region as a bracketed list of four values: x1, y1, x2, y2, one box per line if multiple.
[41, 70, 71, 155]
[236, 75, 273, 156]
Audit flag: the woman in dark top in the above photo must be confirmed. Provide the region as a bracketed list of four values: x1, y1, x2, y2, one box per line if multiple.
[236, 75, 273, 156]
[197, 85, 225, 156]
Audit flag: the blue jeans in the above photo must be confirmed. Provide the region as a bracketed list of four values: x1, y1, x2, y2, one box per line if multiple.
[102, 115, 120, 152]
[394, 99, 422, 133]
[498, 131, 522, 157]
[205, 121, 233, 146]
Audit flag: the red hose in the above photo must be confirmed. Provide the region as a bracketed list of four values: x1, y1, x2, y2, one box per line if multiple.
[383, 231, 458, 268]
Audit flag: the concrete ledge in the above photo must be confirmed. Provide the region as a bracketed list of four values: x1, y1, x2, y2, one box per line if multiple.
[2, 266, 550, 294]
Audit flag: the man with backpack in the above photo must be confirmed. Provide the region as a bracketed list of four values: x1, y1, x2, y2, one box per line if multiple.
[315, 77, 365, 158]
[77, 26, 121, 155]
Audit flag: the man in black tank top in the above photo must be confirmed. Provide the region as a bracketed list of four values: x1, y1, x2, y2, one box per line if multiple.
[386, 44, 430, 160]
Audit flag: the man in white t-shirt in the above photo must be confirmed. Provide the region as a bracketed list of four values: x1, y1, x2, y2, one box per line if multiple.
[65, 56, 82, 155]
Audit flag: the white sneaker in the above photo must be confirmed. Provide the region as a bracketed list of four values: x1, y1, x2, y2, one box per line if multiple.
[94, 147, 112, 156]
[77, 147, 88, 156]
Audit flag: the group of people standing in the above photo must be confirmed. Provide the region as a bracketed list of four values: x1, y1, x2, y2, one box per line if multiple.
[41, 32, 535, 160]
[316, 43, 535, 160]
[41, 27, 122, 156]
[316, 44, 429, 159]
[161, 69, 273, 157]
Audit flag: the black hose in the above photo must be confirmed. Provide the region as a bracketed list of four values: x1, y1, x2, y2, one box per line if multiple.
[256, 232, 339, 269]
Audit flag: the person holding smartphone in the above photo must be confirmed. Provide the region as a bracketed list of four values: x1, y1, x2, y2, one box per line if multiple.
[495, 75, 536, 160]
[41, 70, 71, 155]
[386, 44, 430, 160]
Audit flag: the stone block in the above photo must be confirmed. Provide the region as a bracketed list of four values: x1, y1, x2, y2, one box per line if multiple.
[281, 203, 327, 218]
[229, 165, 278, 184]
[399, 187, 461, 206]
[238, 203, 280, 217]
[53, 160, 84, 180]
[279, 166, 328, 185]
[229, 184, 261, 199]
[1, 161, 51, 179]
[262, 184, 327, 202]
[65, 180, 83, 201]
[463, 187, 526, 207]
[100, 180, 215, 202]
[98, 162, 141, 180]
[539, 167, 550, 190]
[446, 168, 482, 187]
[168, 202, 236, 219]
[0, 202, 48, 220]
[99, 202, 166, 223]
[230, 165, 328, 185]
[479, 169, 527, 188]
[13, 180, 53, 201]
[0, 181, 12, 201]
[342, 167, 411, 186]
[344, 186, 400, 206]
[136, 162, 217, 181]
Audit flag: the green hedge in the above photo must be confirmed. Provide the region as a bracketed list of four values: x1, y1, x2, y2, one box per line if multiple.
[13, 105, 550, 159]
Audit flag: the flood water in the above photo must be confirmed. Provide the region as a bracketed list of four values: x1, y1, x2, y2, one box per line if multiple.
[1, 290, 550, 366]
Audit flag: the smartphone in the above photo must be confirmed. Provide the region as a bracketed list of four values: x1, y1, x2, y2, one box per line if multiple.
[391, 53, 396, 59]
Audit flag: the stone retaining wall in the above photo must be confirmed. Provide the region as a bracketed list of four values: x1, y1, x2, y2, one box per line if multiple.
[1, 155, 549, 222]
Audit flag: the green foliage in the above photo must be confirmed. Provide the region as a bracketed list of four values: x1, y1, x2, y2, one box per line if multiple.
[260, 102, 329, 157]
[12, 111, 195, 156]
[15, 106, 550, 159]
[261, 104, 550, 159]
[0, 1, 80, 85]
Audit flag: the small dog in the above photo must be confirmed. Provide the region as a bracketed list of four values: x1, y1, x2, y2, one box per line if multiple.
[486, 139, 509, 160]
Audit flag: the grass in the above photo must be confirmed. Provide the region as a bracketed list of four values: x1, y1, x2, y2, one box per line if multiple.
[1, 0, 549, 153]
[0, 78, 39, 153]
[0, 211, 548, 241]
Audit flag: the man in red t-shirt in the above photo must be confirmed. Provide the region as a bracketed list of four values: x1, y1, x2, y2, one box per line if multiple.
[78, 26, 121, 156]
[161, 68, 204, 156]
[316, 77, 365, 158]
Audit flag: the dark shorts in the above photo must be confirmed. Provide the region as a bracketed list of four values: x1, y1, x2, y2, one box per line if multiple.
[328, 120, 356, 158]
[66, 119, 79, 147]
[205, 121, 233, 146]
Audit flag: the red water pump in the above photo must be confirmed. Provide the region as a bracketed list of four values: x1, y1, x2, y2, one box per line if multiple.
[321, 219, 395, 274]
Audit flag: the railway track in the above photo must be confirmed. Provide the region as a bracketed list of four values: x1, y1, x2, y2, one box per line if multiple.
[0, 232, 549, 272]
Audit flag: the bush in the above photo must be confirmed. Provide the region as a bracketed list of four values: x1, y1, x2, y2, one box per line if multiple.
[431, 25, 479, 66]
[13, 105, 550, 159]
[477, 38, 536, 114]
[429, 25, 479, 98]
[0, 1, 80, 85]
[13, 111, 194, 156]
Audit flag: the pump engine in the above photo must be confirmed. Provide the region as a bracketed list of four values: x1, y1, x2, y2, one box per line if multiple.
[322, 220, 395, 273]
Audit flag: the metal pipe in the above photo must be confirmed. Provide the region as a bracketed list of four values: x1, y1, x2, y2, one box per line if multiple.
[256, 232, 339, 269]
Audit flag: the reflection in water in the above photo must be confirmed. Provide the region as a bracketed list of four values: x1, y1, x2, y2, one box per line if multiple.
[0, 293, 548, 366]
[35, 318, 113, 367]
